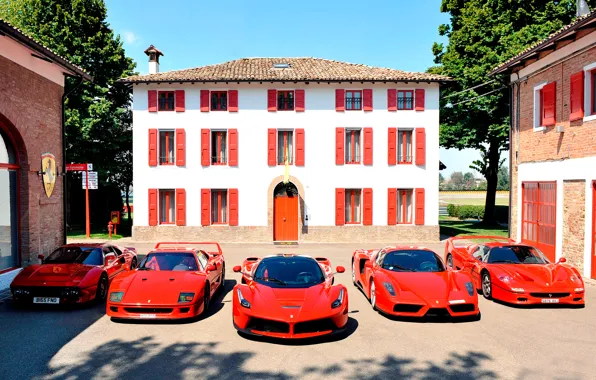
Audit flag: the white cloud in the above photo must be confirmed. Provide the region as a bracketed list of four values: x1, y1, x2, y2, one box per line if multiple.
[121, 30, 139, 45]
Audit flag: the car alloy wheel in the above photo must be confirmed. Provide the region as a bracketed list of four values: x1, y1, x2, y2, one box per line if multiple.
[370, 281, 376, 309]
[97, 276, 108, 301]
[482, 273, 492, 299]
[202, 284, 211, 315]
[352, 261, 356, 284]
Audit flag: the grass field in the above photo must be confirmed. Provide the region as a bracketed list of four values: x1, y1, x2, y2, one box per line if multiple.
[439, 194, 509, 206]
[439, 216, 508, 237]
[67, 231, 124, 240]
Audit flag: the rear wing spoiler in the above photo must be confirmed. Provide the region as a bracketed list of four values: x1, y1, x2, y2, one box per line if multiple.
[448, 235, 515, 248]
[154, 242, 223, 255]
[124, 247, 137, 252]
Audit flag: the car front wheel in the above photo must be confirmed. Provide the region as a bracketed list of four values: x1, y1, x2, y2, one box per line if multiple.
[482, 272, 492, 300]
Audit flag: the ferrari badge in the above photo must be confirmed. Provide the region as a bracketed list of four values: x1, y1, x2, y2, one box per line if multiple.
[41, 153, 56, 198]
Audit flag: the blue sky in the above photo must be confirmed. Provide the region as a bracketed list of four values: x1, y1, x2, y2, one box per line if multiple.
[105, 0, 507, 177]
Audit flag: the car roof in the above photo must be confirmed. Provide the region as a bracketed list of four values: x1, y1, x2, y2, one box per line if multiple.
[63, 243, 105, 248]
[481, 242, 533, 248]
[380, 246, 435, 252]
[148, 248, 199, 254]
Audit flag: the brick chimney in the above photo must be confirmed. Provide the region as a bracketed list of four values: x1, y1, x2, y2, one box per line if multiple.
[144, 45, 163, 74]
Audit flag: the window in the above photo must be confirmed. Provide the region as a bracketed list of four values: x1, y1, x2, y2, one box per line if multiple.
[345, 129, 361, 164]
[159, 131, 175, 165]
[196, 251, 209, 270]
[111, 246, 123, 256]
[397, 90, 413, 110]
[345, 90, 362, 110]
[159, 190, 175, 224]
[211, 189, 228, 224]
[211, 131, 227, 165]
[345, 189, 361, 224]
[158, 91, 175, 111]
[398, 130, 413, 164]
[396, 189, 413, 224]
[277, 91, 294, 110]
[211, 91, 228, 111]
[277, 130, 293, 165]
[592, 71, 596, 115]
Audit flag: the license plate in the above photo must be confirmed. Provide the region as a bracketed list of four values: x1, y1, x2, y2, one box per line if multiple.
[33, 297, 60, 304]
[139, 314, 156, 318]
[541, 299, 559, 303]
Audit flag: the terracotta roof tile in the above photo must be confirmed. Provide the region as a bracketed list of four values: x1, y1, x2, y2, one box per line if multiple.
[120, 57, 452, 83]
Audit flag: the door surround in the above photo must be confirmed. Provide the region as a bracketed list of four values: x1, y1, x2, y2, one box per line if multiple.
[267, 175, 305, 242]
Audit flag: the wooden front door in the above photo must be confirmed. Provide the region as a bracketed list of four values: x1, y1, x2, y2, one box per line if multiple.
[592, 181, 596, 279]
[274, 195, 298, 241]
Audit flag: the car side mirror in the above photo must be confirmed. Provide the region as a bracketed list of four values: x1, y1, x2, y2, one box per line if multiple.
[335, 266, 345, 273]
[557, 257, 567, 264]
[233, 265, 242, 273]
[206, 264, 217, 272]
[37, 254, 44, 261]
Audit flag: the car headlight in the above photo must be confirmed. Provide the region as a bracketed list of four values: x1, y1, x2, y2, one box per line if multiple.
[498, 275, 511, 283]
[178, 292, 195, 303]
[570, 275, 583, 284]
[331, 288, 344, 308]
[109, 292, 124, 302]
[465, 282, 474, 296]
[237, 288, 251, 308]
[383, 282, 396, 296]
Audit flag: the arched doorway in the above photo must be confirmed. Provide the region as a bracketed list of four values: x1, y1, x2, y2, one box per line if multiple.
[0, 125, 19, 271]
[273, 181, 299, 241]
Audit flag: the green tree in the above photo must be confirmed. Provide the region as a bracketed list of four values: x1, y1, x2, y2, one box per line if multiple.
[450, 171, 465, 190]
[431, 0, 596, 223]
[497, 165, 510, 191]
[1, 0, 136, 225]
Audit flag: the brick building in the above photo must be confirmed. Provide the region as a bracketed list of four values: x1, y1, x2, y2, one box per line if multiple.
[121, 48, 451, 243]
[491, 10, 596, 279]
[0, 19, 91, 287]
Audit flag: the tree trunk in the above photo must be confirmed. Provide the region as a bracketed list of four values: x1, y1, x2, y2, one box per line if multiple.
[125, 183, 131, 224]
[483, 141, 501, 225]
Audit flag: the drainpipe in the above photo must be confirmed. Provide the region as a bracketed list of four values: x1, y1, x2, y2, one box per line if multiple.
[61, 75, 84, 245]
[508, 82, 513, 239]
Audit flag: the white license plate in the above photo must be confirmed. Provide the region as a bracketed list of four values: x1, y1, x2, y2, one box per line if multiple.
[33, 297, 60, 304]
[139, 314, 156, 318]
[541, 299, 559, 303]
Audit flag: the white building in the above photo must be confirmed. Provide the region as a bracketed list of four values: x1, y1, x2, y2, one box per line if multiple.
[121, 46, 451, 243]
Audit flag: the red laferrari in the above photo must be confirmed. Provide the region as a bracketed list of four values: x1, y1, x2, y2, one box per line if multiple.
[232, 254, 348, 339]
[445, 236, 586, 306]
[10, 243, 138, 305]
[352, 246, 480, 320]
[106, 242, 225, 320]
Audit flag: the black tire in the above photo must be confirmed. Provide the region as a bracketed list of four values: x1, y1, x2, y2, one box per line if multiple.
[481, 271, 492, 300]
[96, 274, 108, 303]
[446, 254, 454, 269]
[219, 265, 226, 292]
[370, 278, 377, 311]
[202, 283, 211, 316]
[351, 259, 357, 285]
[130, 258, 137, 270]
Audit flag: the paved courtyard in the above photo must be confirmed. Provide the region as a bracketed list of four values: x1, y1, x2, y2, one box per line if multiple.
[1, 242, 595, 380]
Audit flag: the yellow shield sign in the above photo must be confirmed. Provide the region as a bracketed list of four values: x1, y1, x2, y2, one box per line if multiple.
[41, 153, 56, 198]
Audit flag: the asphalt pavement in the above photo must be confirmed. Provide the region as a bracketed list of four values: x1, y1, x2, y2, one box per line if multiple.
[1, 242, 594, 380]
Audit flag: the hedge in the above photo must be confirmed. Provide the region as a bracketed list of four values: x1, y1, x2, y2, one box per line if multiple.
[446, 204, 509, 222]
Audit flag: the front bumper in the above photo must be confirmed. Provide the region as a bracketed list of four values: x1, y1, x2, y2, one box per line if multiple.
[375, 293, 479, 319]
[11, 285, 96, 304]
[492, 284, 585, 305]
[106, 300, 203, 320]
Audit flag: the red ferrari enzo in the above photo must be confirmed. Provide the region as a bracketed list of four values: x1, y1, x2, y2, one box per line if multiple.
[445, 236, 586, 306]
[232, 254, 348, 339]
[10, 243, 138, 305]
[352, 246, 480, 319]
[106, 242, 225, 320]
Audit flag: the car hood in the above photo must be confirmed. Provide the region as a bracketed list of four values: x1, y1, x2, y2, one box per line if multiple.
[116, 270, 207, 305]
[491, 263, 579, 288]
[382, 270, 468, 302]
[19, 264, 94, 283]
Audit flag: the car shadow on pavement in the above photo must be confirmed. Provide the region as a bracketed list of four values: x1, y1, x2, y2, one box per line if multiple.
[110, 279, 236, 325]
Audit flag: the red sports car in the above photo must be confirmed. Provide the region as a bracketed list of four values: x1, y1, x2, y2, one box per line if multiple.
[232, 254, 348, 339]
[106, 242, 225, 320]
[445, 236, 586, 306]
[352, 246, 480, 319]
[10, 243, 138, 305]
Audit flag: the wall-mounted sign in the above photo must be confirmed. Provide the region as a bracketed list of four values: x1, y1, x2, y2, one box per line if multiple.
[41, 153, 56, 198]
[111, 211, 120, 225]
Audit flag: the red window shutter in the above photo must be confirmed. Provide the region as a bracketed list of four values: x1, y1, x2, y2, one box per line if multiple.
[229, 90, 238, 112]
[415, 128, 426, 166]
[295, 89, 305, 112]
[415, 188, 425, 225]
[148, 90, 157, 112]
[148, 189, 158, 226]
[387, 89, 397, 111]
[229, 188, 238, 226]
[387, 188, 397, 225]
[415, 89, 425, 111]
[542, 82, 556, 126]
[228, 128, 238, 166]
[570, 72, 584, 121]
[363, 89, 373, 111]
[295, 128, 305, 166]
[335, 127, 344, 165]
[200, 90, 210, 112]
[268, 89, 277, 111]
[201, 189, 211, 226]
[267, 128, 276, 165]
[388, 127, 397, 165]
[336, 89, 345, 111]
[363, 127, 373, 165]
[335, 188, 345, 226]
[363, 188, 373, 225]
[175, 90, 185, 112]
[148, 129, 157, 166]
[176, 129, 186, 166]
[201, 129, 210, 166]
[175, 189, 186, 226]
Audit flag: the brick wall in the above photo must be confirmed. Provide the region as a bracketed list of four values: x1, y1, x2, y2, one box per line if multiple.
[562, 180, 585, 271]
[0, 54, 64, 267]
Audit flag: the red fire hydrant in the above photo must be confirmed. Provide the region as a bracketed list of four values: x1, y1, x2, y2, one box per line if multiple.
[108, 221, 113, 239]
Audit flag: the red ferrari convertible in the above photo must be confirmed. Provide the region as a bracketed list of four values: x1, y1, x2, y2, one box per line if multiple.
[445, 236, 586, 306]
[10, 243, 138, 305]
[352, 246, 480, 319]
[106, 242, 225, 320]
[232, 254, 348, 339]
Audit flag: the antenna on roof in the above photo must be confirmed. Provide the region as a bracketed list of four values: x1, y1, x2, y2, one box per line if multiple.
[577, 0, 590, 17]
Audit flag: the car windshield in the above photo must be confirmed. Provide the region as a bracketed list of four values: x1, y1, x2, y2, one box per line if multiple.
[381, 250, 445, 272]
[138, 252, 198, 271]
[44, 247, 103, 265]
[487, 245, 549, 264]
[253, 256, 325, 288]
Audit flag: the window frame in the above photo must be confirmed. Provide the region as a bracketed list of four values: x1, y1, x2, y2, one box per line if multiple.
[582, 62, 596, 121]
[211, 91, 228, 111]
[345, 188, 362, 225]
[158, 91, 175, 112]
[397, 129, 413, 164]
[277, 90, 295, 111]
[158, 130, 175, 166]
[396, 189, 413, 224]
[211, 130, 227, 165]
[211, 189, 229, 225]
[397, 90, 414, 110]
[345, 128, 361, 164]
[159, 189, 176, 225]
[345, 90, 363, 111]
[277, 130, 294, 165]
[532, 82, 547, 131]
